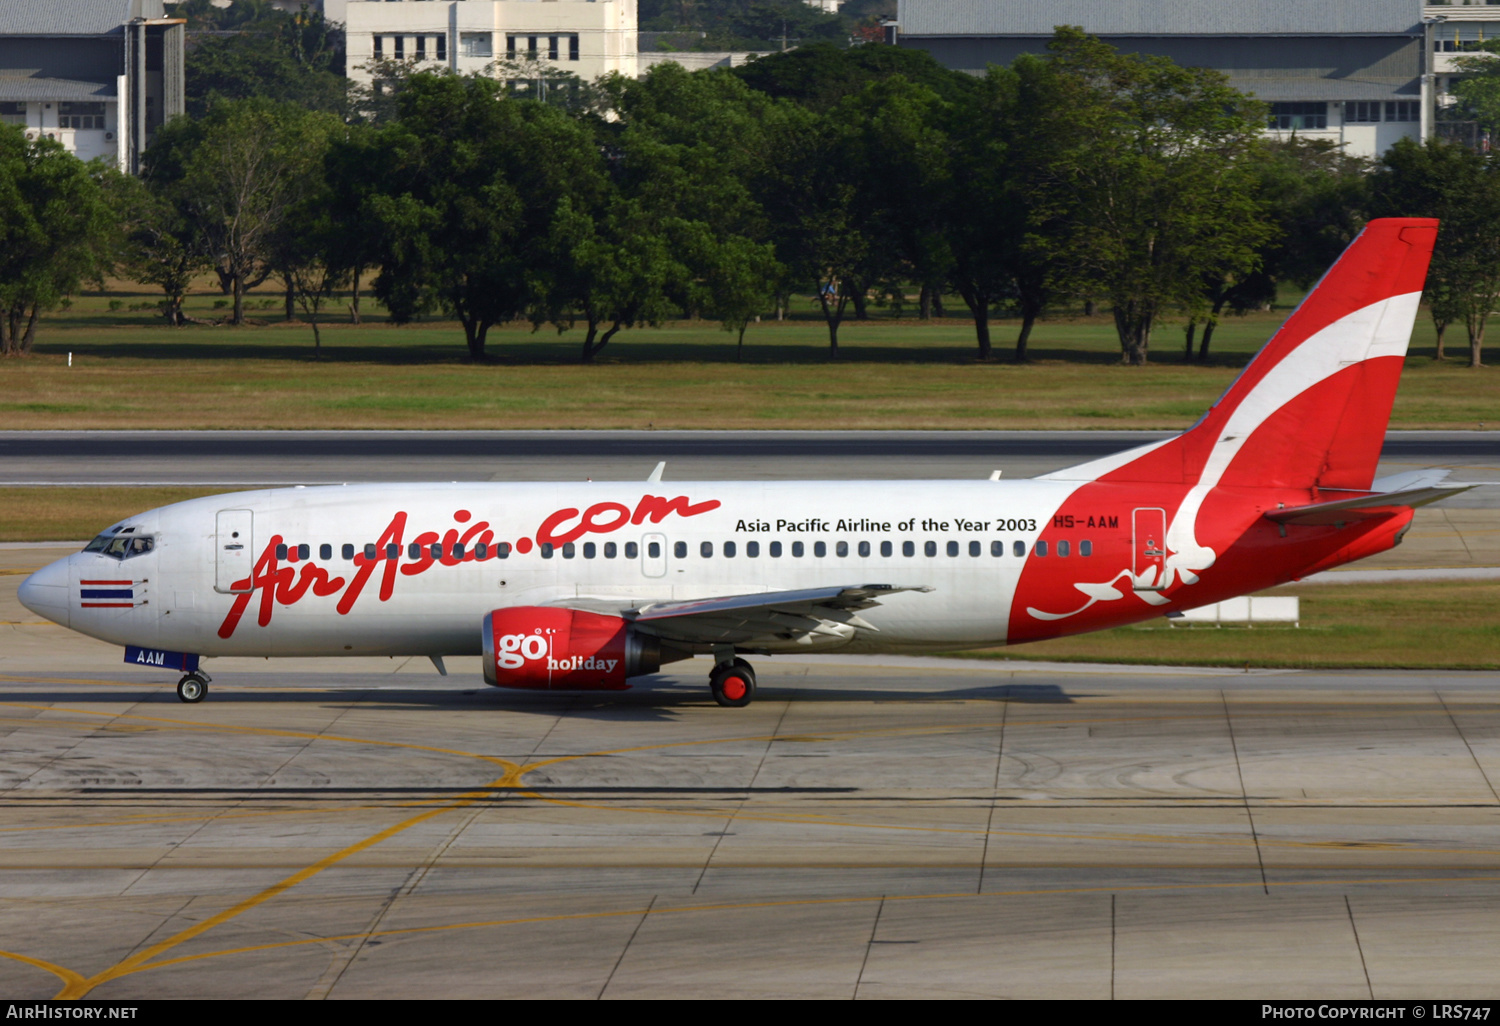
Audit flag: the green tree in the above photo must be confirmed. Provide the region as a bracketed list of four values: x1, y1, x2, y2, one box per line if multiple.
[1448, 40, 1500, 141]
[1188, 139, 1369, 362]
[759, 103, 870, 355]
[732, 42, 977, 112]
[182, 3, 346, 117]
[1372, 138, 1500, 367]
[146, 99, 340, 325]
[365, 74, 606, 359]
[535, 195, 688, 363]
[110, 172, 210, 326]
[837, 76, 952, 329]
[0, 128, 114, 355]
[1044, 29, 1273, 365]
[599, 64, 784, 353]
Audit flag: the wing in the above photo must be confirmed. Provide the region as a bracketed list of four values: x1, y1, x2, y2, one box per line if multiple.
[617, 584, 934, 647]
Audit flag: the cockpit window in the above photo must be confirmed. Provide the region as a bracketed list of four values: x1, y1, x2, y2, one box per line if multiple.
[85, 534, 155, 560]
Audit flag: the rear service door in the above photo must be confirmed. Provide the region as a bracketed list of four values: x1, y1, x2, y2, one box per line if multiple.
[216, 509, 254, 594]
[1132, 507, 1167, 591]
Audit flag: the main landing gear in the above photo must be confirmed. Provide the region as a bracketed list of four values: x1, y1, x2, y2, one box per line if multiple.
[710, 657, 756, 708]
[176, 671, 210, 703]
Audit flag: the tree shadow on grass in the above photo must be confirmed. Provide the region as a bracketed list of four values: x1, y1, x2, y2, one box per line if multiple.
[32, 335, 1265, 369]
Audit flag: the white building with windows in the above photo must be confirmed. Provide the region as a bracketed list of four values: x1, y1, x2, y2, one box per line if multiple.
[891, 0, 1430, 159]
[0, 0, 185, 173]
[332, 0, 638, 92]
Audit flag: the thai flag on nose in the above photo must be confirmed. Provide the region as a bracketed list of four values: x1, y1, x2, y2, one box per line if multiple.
[81, 579, 136, 608]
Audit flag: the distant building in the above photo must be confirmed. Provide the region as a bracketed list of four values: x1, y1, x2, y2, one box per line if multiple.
[891, 0, 1430, 158]
[333, 0, 638, 93]
[1426, 3, 1500, 144]
[0, 0, 185, 172]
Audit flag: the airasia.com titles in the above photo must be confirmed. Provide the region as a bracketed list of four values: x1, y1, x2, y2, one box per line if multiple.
[217, 493, 720, 638]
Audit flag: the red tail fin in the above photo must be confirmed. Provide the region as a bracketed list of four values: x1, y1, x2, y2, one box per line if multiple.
[1045, 217, 1438, 490]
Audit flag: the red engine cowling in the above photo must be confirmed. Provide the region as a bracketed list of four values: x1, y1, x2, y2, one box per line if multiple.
[482, 607, 666, 690]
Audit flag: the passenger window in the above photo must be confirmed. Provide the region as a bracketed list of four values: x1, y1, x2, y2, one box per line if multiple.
[770, 541, 782, 557]
[792, 541, 804, 557]
[627, 542, 640, 559]
[838, 541, 849, 557]
[540, 543, 554, 559]
[276, 544, 288, 560]
[408, 542, 421, 559]
[604, 542, 616, 559]
[968, 540, 980, 557]
[991, 540, 1004, 557]
[647, 542, 659, 559]
[813, 541, 826, 557]
[857, 541, 869, 557]
[386, 543, 399, 560]
[881, 541, 892, 557]
[475, 542, 488, 559]
[320, 544, 332, 561]
[1057, 540, 1070, 557]
[453, 543, 465, 559]
[497, 542, 511, 559]
[724, 540, 736, 557]
[674, 541, 687, 559]
[364, 544, 377, 560]
[701, 541, 713, 558]
[1080, 540, 1092, 557]
[946, 541, 959, 557]
[583, 542, 596, 559]
[1035, 540, 1048, 557]
[561, 543, 574, 559]
[1013, 540, 1025, 557]
[925, 541, 937, 557]
[430, 542, 442, 559]
[343, 544, 355, 560]
[902, 541, 914, 557]
[747, 541, 759, 557]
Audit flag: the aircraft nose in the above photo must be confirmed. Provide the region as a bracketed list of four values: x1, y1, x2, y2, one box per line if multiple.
[17, 557, 69, 628]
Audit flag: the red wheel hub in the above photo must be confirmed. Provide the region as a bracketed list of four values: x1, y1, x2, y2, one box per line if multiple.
[721, 675, 747, 701]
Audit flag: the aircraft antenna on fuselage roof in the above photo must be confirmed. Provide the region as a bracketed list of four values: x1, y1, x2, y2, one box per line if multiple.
[647, 461, 666, 483]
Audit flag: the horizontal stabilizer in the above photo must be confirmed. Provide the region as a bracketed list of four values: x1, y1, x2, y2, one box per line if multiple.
[1370, 468, 1453, 493]
[1264, 485, 1473, 526]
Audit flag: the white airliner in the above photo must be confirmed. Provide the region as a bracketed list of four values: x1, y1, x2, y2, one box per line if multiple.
[19, 218, 1466, 706]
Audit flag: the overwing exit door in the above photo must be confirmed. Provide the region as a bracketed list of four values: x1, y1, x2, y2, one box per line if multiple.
[1132, 508, 1167, 591]
[216, 509, 254, 594]
[641, 533, 667, 578]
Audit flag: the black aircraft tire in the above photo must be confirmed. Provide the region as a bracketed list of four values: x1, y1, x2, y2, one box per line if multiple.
[177, 674, 207, 703]
[710, 663, 755, 708]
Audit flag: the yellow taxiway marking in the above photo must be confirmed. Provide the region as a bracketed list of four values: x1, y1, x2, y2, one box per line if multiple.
[85, 871, 1500, 984]
[51, 777, 512, 1000]
[0, 949, 85, 991]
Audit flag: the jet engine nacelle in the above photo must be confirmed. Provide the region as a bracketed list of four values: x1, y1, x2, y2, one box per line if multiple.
[482, 606, 671, 690]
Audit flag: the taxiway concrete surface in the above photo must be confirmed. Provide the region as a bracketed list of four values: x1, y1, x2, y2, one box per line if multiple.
[1, 555, 1497, 998]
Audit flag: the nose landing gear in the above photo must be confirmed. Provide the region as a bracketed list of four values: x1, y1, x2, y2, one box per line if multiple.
[176, 671, 210, 703]
[710, 658, 756, 708]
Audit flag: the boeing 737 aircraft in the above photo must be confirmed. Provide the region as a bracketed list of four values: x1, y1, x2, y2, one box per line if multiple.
[18, 218, 1467, 707]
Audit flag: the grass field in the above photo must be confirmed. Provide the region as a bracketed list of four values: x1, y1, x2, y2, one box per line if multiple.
[0, 487, 226, 542]
[0, 280, 1495, 430]
[961, 580, 1500, 671]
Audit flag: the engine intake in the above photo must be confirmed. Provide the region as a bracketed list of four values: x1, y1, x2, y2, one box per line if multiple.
[482, 606, 684, 690]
